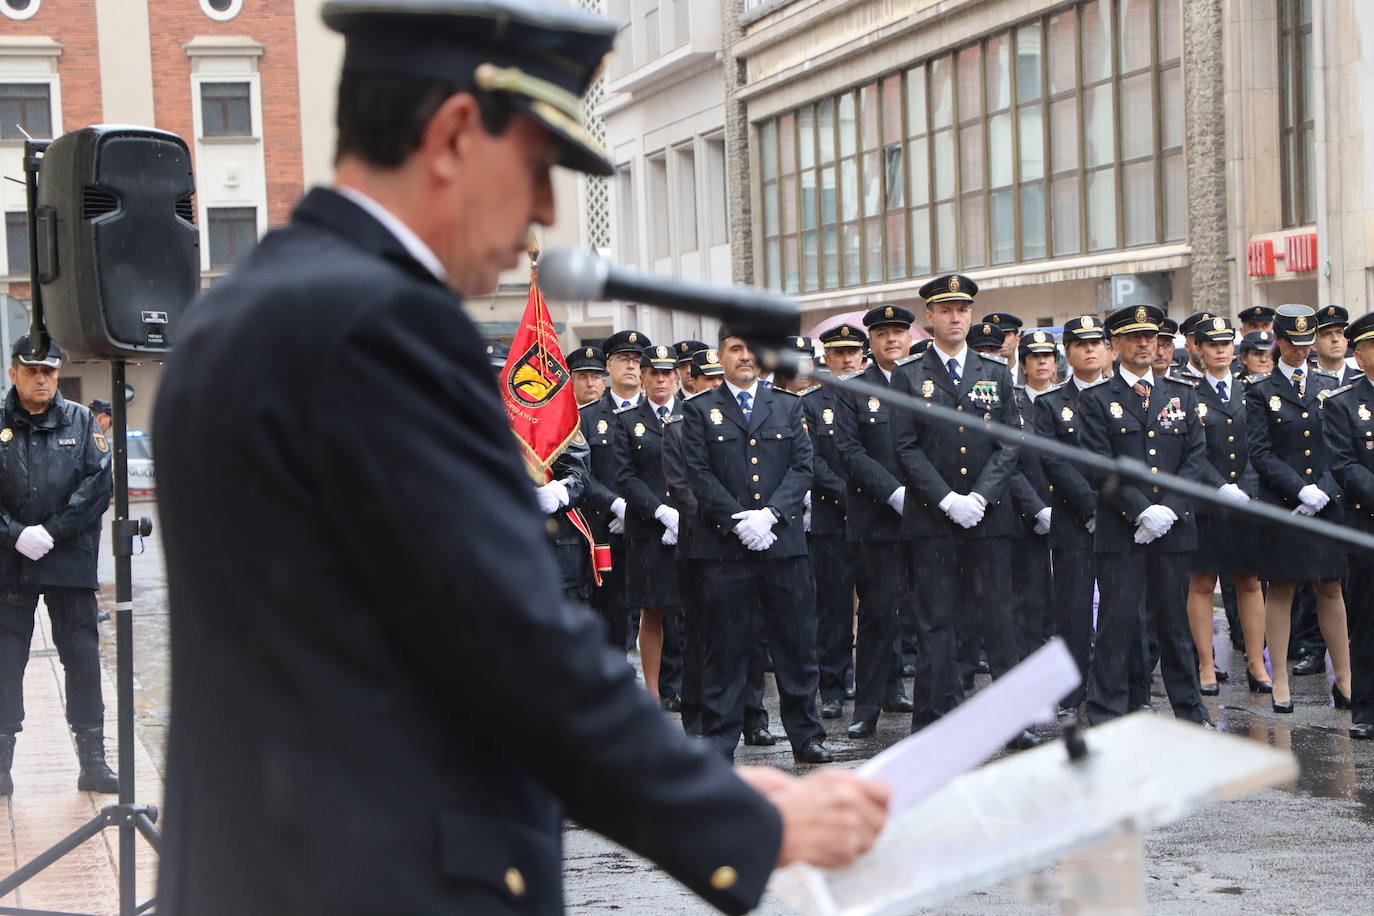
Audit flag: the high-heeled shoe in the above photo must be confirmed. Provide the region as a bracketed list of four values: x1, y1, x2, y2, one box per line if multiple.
[1333, 683, 1353, 710]
[1200, 681, 1220, 696]
[1272, 697, 1294, 714]
[1247, 670, 1273, 694]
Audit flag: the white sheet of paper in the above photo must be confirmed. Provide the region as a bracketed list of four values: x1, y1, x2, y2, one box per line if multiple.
[856, 637, 1081, 817]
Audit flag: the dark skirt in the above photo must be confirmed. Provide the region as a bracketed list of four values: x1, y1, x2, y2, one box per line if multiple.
[1190, 513, 1263, 575]
[1249, 499, 1348, 583]
[624, 537, 682, 608]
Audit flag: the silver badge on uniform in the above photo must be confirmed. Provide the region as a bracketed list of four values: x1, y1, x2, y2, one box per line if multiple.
[868, 397, 881, 413]
[921, 379, 935, 398]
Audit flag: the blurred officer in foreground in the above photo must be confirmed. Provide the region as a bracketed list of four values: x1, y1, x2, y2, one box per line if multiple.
[0, 337, 116, 797]
[1324, 312, 1374, 739]
[152, 3, 888, 912]
[1076, 305, 1210, 727]
[1033, 316, 1107, 713]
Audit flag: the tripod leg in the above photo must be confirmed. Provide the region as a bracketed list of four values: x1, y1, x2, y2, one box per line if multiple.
[0, 812, 109, 897]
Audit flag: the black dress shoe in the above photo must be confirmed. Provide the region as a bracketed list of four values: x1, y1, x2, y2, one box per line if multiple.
[844, 685, 856, 700]
[1293, 653, 1326, 676]
[820, 698, 844, 719]
[1272, 698, 1294, 714]
[1214, 667, 1229, 683]
[1333, 684, 1353, 710]
[1351, 723, 1374, 740]
[1005, 730, 1042, 751]
[743, 727, 778, 746]
[1247, 670, 1273, 694]
[794, 739, 834, 764]
[881, 695, 914, 713]
[900, 663, 917, 678]
[976, 654, 991, 675]
[846, 719, 876, 739]
[660, 694, 682, 713]
[1199, 682, 1220, 696]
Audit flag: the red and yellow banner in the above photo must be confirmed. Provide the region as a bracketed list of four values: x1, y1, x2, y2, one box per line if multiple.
[500, 271, 580, 482]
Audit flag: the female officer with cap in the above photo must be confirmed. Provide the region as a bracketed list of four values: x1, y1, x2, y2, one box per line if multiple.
[1245, 305, 1353, 713]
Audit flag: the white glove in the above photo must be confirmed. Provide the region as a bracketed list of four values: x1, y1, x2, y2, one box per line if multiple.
[1135, 505, 1178, 539]
[887, 486, 906, 515]
[535, 480, 569, 514]
[1085, 516, 1096, 534]
[15, 525, 53, 561]
[1033, 507, 1052, 536]
[1133, 522, 1159, 545]
[608, 515, 625, 534]
[1293, 503, 1318, 517]
[661, 526, 678, 546]
[1217, 483, 1250, 505]
[939, 492, 985, 529]
[654, 504, 680, 536]
[803, 507, 812, 533]
[803, 490, 812, 510]
[732, 509, 777, 549]
[610, 497, 627, 520]
[1298, 484, 1330, 512]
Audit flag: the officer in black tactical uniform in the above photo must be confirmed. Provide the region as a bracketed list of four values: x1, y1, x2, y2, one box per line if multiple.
[0, 337, 117, 796]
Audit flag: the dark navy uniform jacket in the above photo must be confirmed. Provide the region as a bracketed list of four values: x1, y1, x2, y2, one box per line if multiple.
[153, 188, 779, 916]
[611, 398, 679, 543]
[682, 381, 811, 559]
[801, 385, 847, 538]
[0, 389, 111, 590]
[1325, 376, 1374, 533]
[1032, 382, 1097, 551]
[1077, 372, 1207, 553]
[830, 365, 906, 543]
[890, 348, 1021, 539]
[662, 406, 703, 559]
[1181, 372, 1260, 494]
[1008, 386, 1051, 538]
[1244, 366, 1343, 517]
[579, 392, 626, 540]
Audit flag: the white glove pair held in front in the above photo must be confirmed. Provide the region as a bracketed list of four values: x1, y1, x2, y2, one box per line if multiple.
[654, 505, 680, 546]
[937, 491, 986, 529]
[535, 479, 570, 515]
[1133, 505, 1178, 544]
[1293, 484, 1330, 517]
[732, 508, 777, 551]
[16, 526, 53, 561]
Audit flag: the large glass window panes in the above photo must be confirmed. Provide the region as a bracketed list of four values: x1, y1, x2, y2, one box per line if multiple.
[862, 151, 882, 216]
[887, 211, 907, 278]
[821, 166, 837, 223]
[801, 169, 818, 231]
[1050, 98, 1078, 173]
[909, 137, 930, 205]
[957, 45, 983, 121]
[885, 146, 905, 209]
[1120, 73, 1154, 161]
[936, 203, 957, 271]
[1016, 24, 1043, 101]
[839, 93, 857, 157]
[1084, 84, 1114, 168]
[843, 225, 861, 286]
[933, 130, 956, 200]
[798, 105, 816, 170]
[841, 159, 860, 221]
[1159, 0, 1181, 61]
[1052, 177, 1080, 255]
[1048, 9, 1077, 94]
[803, 231, 819, 291]
[1279, 0, 1315, 226]
[1081, 1, 1111, 83]
[763, 187, 779, 236]
[1163, 153, 1185, 241]
[991, 189, 1015, 264]
[1160, 65, 1182, 150]
[760, 121, 778, 180]
[783, 235, 799, 293]
[1019, 107, 1045, 180]
[960, 125, 984, 192]
[765, 240, 781, 292]
[1119, 0, 1153, 73]
[1123, 159, 1156, 247]
[1086, 167, 1117, 250]
[865, 219, 883, 283]
[818, 98, 836, 163]
[962, 195, 986, 268]
[989, 113, 1013, 187]
[931, 55, 954, 128]
[986, 35, 1011, 111]
[822, 227, 839, 286]
[907, 66, 928, 131]
[910, 207, 932, 276]
[1021, 183, 1047, 260]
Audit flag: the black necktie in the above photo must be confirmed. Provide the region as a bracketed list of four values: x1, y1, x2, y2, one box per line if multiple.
[1216, 380, 1228, 403]
[738, 390, 752, 419]
[946, 358, 961, 387]
[657, 404, 669, 423]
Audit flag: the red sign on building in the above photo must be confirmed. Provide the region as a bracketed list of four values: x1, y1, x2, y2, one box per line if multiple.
[1247, 239, 1275, 276]
[1285, 232, 1319, 272]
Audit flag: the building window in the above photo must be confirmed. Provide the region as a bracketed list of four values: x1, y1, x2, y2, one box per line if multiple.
[1279, 0, 1314, 227]
[647, 153, 670, 260]
[199, 0, 243, 22]
[642, 0, 661, 61]
[703, 135, 728, 247]
[0, 84, 52, 140]
[674, 145, 698, 254]
[0, 0, 40, 21]
[200, 82, 252, 137]
[207, 207, 257, 270]
[757, 0, 1184, 292]
[615, 164, 637, 266]
[5, 212, 28, 276]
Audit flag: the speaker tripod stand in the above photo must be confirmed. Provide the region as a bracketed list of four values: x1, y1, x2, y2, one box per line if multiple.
[0, 141, 161, 916]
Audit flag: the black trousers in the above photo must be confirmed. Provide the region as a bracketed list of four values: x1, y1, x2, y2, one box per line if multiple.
[1052, 547, 1096, 709]
[852, 540, 906, 724]
[1087, 552, 1207, 725]
[659, 608, 684, 700]
[809, 534, 855, 704]
[1290, 582, 1325, 656]
[1012, 534, 1054, 659]
[1220, 575, 1242, 649]
[909, 537, 1017, 730]
[1345, 551, 1374, 728]
[698, 556, 823, 758]
[591, 536, 629, 652]
[0, 587, 105, 735]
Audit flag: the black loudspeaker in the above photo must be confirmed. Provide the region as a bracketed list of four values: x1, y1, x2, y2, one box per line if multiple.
[35, 125, 198, 360]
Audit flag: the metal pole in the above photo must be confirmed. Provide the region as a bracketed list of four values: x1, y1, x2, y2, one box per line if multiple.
[110, 360, 135, 916]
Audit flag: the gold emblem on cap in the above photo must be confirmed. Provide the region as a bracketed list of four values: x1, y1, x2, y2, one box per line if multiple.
[841, 326, 851, 337]
[921, 378, 935, 398]
[1295, 316, 1309, 332]
[990, 314, 1000, 324]
[1033, 331, 1046, 344]
[982, 324, 992, 335]
[656, 346, 668, 359]
[585, 348, 593, 358]
[1082, 316, 1094, 328]
[0, 428, 11, 443]
[679, 342, 689, 352]
[628, 332, 638, 343]
[795, 337, 805, 348]
[1329, 306, 1338, 316]
[949, 276, 962, 293]
[706, 349, 719, 363]
[596, 418, 608, 434]
[1213, 317, 1226, 331]
[885, 306, 894, 319]
[1135, 307, 1148, 324]
[1110, 402, 1124, 419]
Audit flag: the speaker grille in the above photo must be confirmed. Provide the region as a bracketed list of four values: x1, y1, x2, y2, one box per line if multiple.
[175, 194, 195, 224]
[82, 186, 119, 220]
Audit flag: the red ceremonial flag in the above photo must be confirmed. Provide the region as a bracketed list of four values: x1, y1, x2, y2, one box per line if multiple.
[500, 266, 580, 482]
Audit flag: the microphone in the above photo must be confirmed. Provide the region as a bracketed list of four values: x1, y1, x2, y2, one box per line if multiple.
[539, 248, 802, 345]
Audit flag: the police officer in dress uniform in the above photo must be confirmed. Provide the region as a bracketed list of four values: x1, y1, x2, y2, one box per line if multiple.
[152, 3, 892, 909]
[803, 324, 866, 720]
[1033, 316, 1108, 713]
[1233, 306, 1277, 376]
[982, 311, 1024, 384]
[674, 339, 710, 392]
[683, 330, 832, 763]
[1009, 331, 1058, 659]
[1313, 306, 1362, 387]
[1238, 330, 1277, 382]
[613, 344, 685, 706]
[830, 306, 919, 739]
[1179, 317, 1270, 694]
[1323, 312, 1374, 739]
[1153, 318, 1180, 379]
[1243, 304, 1354, 713]
[891, 277, 1039, 749]
[1077, 305, 1212, 727]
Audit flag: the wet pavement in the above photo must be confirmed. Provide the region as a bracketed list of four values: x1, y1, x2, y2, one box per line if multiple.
[90, 515, 1374, 911]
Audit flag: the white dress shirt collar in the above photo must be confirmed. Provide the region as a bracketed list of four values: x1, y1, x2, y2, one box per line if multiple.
[1277, 360, 1306, 384]
[932, 343, 969, 376]
[725, 379, 760, 404]
[1073, 374, 1105, 392]
[1117, 365, 1155, 389]
[335, 186, 448, 283]
[612, 391, 641, 409]
[1206, 371, 1233, 397]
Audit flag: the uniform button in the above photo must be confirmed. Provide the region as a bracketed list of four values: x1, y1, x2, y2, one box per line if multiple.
[958, 426, 965, 433]
[960, 467, 968, 475]
[1229, 453, 1237, 460]
[1229, 471, 1238, 478]
[1227, 435, 1235, 442]
[752, 474, 760, 482]
[505, 868, 526, 897]
[1048, 485, 1055, 492]
[1303, 430, 1311, 438]
[776, 433, 783, 438]
[1147, 430, 1156, 438]
[1305, 469, 1313, 475]
[959, 446, 967, 454]
[1304, 449, 1312, 457]
[869, 417, 876, 423]
[717, 436, 724, 441]
[956, 405, 964, 411]
[1226, 418, 1233, 424]
[751, 457, 758, 464]
[1150, 467, 1159, 473]
[754, 492, 762, 500]
[1153, 486, 1160, 493]
[1148, 448, 1157, 456]
[711, 867, 738, 891]
[749, 439, 757, 446]
[1302, 411, 1310, 419]
[1121, 428, 1127, 434]
[857, 487, 863, 493]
